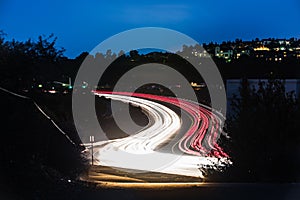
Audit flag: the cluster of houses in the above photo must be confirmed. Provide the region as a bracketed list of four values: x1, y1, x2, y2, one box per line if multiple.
[189, 38, 300, 62]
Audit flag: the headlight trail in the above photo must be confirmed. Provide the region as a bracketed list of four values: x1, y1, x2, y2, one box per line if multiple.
[89, 91, 230, 178]
[94, 93, 181, 154]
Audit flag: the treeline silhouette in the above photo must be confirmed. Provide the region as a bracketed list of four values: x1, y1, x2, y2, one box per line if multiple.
[214, 78, 300, 182]
[0, 33, 89, 198]
[1, 32, 300, 94]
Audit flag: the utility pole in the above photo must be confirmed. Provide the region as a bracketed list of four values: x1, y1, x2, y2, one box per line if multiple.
[89, 136, 95, 165]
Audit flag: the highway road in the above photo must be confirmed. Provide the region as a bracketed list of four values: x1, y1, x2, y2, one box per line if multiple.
[88, 91, 230, 178]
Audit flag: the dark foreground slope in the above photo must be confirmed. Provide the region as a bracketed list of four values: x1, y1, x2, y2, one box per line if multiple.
[0, 89, 88, 199]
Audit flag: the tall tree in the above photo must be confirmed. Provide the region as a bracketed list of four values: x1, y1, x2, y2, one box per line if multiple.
[226, 78, 300, 181]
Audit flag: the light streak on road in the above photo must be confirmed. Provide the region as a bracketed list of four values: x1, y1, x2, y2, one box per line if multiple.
[88, 91, 230, 178]
[94, 93, 181, 154]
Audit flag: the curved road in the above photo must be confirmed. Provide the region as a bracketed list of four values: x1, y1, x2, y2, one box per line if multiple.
[89, 91, 230, 178]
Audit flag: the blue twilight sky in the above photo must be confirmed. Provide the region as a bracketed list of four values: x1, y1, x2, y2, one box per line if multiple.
[0, 0, 300, 58]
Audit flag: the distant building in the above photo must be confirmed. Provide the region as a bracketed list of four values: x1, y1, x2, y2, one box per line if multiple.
[262, 39, 272, 45]
[253, 46, 270, 51]
[234, 46, 252, 59]
[276, 39, 290, 46]
[215, 46, 233, 59]
[191, 49, 210, 58]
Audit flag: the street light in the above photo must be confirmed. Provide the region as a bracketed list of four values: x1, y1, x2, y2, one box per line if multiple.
[89, 136, 95, 165]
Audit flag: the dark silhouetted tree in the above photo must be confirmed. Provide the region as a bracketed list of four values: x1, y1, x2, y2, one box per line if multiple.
[226, 78, 300, 181]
